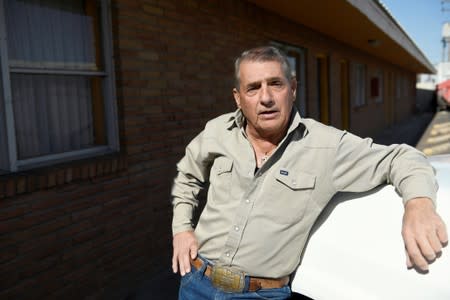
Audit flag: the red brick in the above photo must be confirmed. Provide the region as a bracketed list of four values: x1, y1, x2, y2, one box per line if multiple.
[5, 179, 15, 197]
[47, 172, 56, 188]
[65, 167, 73, 183]
[31, 196, 63, 210]
[94, 162, 103, 177]
[71, 206, 102, 222]
[0, 245, 17, 264]
[24, 216, 71, 238]
[0, 278, 35, 300]
[0, 202, 28, 221]
[16, 177, 26, 194]
[88, 163, 97, 178]
[0, 180, 5, 199]
[26, 175, 36, 193]
[72, 227, 103, 245]
[37, 174, 47, 189]
[80, 164, 90, 180]
[0, 218, 26, 235]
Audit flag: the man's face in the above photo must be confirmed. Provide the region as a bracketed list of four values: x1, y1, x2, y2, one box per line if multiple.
[233, 60, 296, 139]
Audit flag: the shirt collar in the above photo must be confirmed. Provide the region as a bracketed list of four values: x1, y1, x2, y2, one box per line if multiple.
[226, 109, 245, 130]
[227, 106, 308, 138]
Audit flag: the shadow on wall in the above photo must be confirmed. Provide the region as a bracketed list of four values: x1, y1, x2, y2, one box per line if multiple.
[416, 88, 437, 113]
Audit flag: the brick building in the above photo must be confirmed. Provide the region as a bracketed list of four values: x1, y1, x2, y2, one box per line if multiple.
[0, 0, 434, 299]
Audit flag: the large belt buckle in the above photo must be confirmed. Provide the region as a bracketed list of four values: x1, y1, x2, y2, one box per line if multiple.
[210, 265, 245, 293]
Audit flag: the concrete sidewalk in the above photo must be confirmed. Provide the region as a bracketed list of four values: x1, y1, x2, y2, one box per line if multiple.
[373, 112, 434, 146]
[416, 110, 450, 155]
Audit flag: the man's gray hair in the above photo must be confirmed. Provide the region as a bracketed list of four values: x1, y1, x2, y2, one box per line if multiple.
[234, 46, 293, 90]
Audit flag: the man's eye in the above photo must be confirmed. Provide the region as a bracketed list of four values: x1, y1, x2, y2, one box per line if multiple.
[271, 81, 283, 87]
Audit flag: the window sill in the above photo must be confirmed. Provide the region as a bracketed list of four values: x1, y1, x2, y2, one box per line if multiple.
[0, 153, 127, 199]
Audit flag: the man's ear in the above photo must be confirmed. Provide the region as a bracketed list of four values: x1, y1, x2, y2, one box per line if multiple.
[233, 88, 241, 108]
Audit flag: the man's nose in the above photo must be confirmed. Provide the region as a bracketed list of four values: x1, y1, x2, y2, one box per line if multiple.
[260, 85, 274, 105]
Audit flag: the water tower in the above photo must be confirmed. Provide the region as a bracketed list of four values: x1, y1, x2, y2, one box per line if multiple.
[442, 23, 450, 62]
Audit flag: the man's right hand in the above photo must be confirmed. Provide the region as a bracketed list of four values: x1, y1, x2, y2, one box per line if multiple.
[172, 231, 198, 276]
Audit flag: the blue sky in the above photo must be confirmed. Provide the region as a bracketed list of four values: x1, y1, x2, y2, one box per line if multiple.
[380, 0, 449, 65]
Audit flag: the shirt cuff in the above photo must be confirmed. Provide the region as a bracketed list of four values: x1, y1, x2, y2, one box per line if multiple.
[400, 176, 438, 207]
[172, 202, 194, 235]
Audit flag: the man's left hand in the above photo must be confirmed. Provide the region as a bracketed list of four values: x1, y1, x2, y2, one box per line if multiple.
[402, 197, 448, 272]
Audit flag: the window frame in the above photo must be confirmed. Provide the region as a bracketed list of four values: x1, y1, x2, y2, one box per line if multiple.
[271, 41, 307, 117]
[371, 69, 383, 104]
[0, 0, 119, 173]
[353, 63, 367, 107]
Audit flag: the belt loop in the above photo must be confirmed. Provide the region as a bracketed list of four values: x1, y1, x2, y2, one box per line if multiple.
[191, 256, 208, 277]
[243, 275, 251, 293]
[198, 256, 208, 278]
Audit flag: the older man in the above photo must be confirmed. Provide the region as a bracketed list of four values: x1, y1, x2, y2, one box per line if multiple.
[171, 46, 447, 299]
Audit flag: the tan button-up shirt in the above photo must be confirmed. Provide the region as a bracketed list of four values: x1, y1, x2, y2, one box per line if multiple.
[171, 108, 437, 278]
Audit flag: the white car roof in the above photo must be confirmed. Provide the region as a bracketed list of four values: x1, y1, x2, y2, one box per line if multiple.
[292, 155, 450, 300]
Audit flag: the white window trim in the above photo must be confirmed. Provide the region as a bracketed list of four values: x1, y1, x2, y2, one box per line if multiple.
[0, 0, 119, 173]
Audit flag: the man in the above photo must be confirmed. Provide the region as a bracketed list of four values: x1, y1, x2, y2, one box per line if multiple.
[171, 46, 448, 299]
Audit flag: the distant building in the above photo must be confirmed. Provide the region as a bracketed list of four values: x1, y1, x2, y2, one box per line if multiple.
[0, 0, 435, 298]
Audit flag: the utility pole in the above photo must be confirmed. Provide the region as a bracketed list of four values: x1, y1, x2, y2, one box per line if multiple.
[441, 0, 450, 62]
[442, 1, 450, 63]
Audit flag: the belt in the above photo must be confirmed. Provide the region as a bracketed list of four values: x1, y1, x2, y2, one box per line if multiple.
[191, 257, 289, 293]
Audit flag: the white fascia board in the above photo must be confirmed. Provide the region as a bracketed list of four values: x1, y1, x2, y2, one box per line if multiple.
[347, 0, 436, 74]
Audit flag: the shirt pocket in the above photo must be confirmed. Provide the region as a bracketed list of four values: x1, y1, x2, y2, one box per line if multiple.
[209, 157, 233, 200]
[264, 170, 316, 224]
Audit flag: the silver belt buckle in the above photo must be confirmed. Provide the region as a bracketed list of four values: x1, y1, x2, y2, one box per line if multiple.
[210, 265, 245, 293]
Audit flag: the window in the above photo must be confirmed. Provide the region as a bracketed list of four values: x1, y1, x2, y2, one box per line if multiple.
[371, 69, 383, 103]
[0, 0, 118, 173]
[316, 55, 329, 124]
[353, 63, 366, 107]
[271, 42, 307, 117]
[395, 74, 408, 99]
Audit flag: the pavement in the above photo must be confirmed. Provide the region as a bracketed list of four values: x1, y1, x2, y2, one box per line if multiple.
[130, 111, 438, 300]
[373, 112, 434, 146]
[416, 110, 450, 155]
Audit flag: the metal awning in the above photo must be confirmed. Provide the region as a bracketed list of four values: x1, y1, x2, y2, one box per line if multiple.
[249, 0, 435, 74]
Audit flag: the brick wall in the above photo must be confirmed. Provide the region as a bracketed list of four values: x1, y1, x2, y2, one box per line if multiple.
[0, 0, 418, 299]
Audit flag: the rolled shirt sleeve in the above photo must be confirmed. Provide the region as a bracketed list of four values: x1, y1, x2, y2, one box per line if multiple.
[332, 131, 438, 206]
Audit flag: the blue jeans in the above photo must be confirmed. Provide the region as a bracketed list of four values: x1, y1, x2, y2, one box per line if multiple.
[178, 259, 291, 300]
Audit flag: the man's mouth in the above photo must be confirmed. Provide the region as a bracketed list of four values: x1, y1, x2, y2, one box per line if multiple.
[259, 110, 279, 119]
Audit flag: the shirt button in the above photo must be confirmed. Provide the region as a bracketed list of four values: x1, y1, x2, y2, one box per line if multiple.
[245, 199, 250, 204]
[226, 252, 230, 257]
[234, 226, 239, 231]
[292, 180, 297, 186]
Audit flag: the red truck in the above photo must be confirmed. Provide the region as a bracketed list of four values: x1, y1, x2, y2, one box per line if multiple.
[437, 79, 450, 110]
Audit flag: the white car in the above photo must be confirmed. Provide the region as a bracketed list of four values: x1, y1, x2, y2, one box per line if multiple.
[291, 155, 450, 300]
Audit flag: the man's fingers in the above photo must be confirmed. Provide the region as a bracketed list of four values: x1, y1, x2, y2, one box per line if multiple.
[404, 237, 429, 271]
[172, 231, 198, 276]
[190, 243, 198, 260]
[181, 252, 191, 276]
[402, 198, 448, 271]
[428, 233, 443, 255]
[172, 253, 178, 274]
[418, 238, 437, 262]
[405, 248, 413, 269]
[436, 219, 448, 245]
